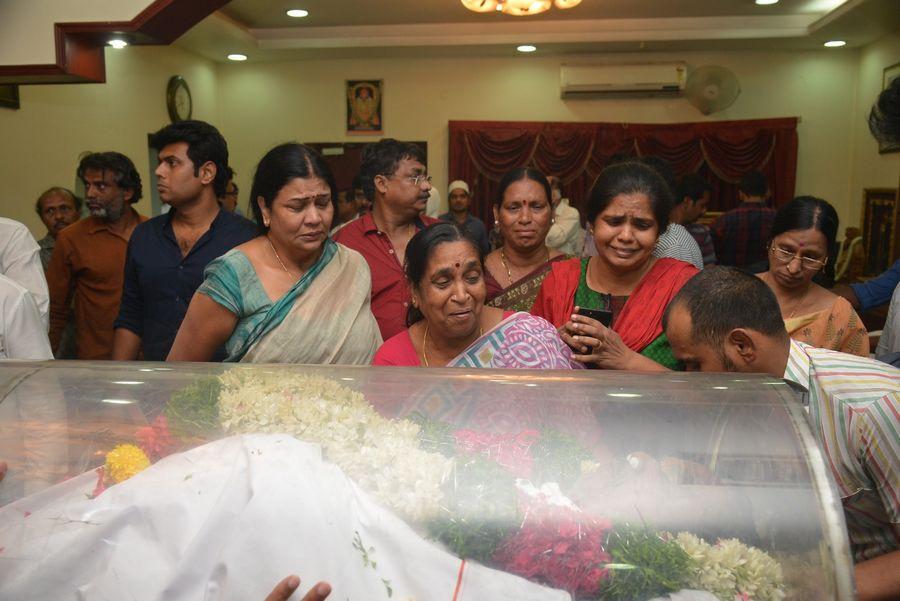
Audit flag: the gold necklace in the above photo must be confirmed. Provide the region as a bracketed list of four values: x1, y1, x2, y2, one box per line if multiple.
[766, 272, 810, 319]
[422, 321, 484, 367]
[267, 235, 299, 280]
[500, 246, 551, 285]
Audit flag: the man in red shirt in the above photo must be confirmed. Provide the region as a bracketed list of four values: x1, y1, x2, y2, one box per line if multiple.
[333, 139, 437, 339]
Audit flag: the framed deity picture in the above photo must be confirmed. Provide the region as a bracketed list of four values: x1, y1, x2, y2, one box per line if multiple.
[861, 187, 899, 275]
[879, 62, 900, 154]
[346, 80, 382, 134]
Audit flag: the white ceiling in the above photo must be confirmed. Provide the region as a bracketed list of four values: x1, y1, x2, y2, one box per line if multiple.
[175, 0, 900, 61]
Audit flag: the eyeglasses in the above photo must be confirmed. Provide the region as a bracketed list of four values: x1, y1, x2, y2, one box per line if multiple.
[769, 245, 827, 270]
[396, 174, 433, 187]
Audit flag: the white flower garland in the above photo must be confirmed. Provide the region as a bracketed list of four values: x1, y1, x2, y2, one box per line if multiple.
[675, 532, 785, 601]
[217, 370, 452, 521]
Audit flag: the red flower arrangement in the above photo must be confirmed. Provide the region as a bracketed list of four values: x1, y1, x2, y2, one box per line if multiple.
[492, 498, 612, 597]
[453, 429, 539, 477]
[134, 415, 177, 462]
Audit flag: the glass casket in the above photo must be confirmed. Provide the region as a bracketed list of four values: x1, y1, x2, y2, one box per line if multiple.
[0, 361, 854, 600]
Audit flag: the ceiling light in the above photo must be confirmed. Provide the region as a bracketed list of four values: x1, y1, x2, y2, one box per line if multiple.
[463, 0, 580, 15]
[227, 53, 248, 61]
[108, 39, 128, 49]
[101, 398, 135, 405]
[517, 44, 537, 53]
[754, 0, 779, 5]
[824, 40, 846, 47]
[286, 9, 309, 17]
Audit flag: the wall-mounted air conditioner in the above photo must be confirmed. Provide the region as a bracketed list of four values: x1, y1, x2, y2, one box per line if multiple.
[560, 62, 688, 98]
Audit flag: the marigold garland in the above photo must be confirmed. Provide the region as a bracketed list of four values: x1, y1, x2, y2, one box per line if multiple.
[104, 444, 151, 484]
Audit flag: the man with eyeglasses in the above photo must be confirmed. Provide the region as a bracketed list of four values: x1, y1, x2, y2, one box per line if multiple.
[218, 167, 243, 216]
[334, 139, 438, 339]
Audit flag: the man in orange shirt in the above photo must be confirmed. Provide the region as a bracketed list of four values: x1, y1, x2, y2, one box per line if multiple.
[46, 152, 146, 359]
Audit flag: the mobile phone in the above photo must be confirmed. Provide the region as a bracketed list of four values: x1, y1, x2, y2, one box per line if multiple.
[576, 306, 613, 327]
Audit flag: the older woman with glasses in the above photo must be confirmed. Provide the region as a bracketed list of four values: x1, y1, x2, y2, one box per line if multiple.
[758, 196, 868, 356]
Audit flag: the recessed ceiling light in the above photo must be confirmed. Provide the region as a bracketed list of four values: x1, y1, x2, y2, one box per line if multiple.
[517, 45, 537, 53]
[108, 39, 128, 49]
[824, 40, 846, 47]
[286, 9, 309, 17]
[227, 53, 248, 61]
[754, 0, 779, 5]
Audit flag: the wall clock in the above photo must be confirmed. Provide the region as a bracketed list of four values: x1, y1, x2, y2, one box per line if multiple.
[166, 75, 192, 123]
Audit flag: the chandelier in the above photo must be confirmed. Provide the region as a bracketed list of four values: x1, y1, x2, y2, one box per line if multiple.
[462, 0, 582, 16]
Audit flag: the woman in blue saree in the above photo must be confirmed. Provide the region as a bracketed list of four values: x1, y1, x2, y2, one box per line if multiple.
[168, 143, 380, 364]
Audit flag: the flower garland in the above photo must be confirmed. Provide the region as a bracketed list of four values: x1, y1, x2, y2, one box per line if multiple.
[676, 533, 785, 601]
[216, 370, 453, 522]
[85, 373, 787, 601]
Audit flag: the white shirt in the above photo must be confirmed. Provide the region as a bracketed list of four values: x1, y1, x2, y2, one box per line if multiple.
[0, 218, 49, 329]
[653, 223, 704, 270]
[0, 273, 53, 360]
[425, 188, 442, 219]
[546, 198, 582, 256]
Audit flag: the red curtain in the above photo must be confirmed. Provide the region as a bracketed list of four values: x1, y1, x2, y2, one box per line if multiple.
[448, 118, 798, 230]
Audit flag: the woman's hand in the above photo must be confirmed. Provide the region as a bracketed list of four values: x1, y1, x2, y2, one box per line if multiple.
[561, 312, 635, 369]
[562, 311, 665, 371]
[264, 575, 331, 601]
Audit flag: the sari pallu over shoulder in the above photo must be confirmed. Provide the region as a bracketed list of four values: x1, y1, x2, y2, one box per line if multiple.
[449, 311, 581, 370]
[236, 241, 382, 364]
[484, 255, 569, 312]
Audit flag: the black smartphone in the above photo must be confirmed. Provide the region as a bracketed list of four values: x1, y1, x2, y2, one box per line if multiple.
[576, 306, 613, 327]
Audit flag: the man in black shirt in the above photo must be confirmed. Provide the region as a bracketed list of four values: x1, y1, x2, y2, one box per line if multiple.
[112, 121, 256, 361]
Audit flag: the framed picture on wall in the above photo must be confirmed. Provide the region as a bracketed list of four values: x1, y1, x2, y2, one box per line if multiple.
[861, 187, 898, 275]
[346, 80, 382, 134]
[0, 85, 20, 110]
[878, 62, 900, 154]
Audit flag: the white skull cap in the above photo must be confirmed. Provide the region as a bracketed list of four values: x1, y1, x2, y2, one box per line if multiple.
[448, 180, 470, 195]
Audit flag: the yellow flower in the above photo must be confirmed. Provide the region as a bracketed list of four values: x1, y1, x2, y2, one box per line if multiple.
[104, 443, 151, 484]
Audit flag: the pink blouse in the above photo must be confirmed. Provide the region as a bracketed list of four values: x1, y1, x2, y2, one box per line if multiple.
[372, 311, 514, 367]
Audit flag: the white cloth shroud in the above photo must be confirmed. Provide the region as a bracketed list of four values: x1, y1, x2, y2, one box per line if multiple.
[0, 433, 571, 601]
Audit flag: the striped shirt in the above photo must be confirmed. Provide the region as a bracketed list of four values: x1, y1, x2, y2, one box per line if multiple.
[653, 223, 704, 270]
[783, 340, 900, 562]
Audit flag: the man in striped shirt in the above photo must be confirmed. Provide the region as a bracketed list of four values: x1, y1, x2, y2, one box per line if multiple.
[663, 267, 899, 601]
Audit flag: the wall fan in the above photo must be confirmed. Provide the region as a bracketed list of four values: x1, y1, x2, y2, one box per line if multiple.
[685, 65, 741, 115]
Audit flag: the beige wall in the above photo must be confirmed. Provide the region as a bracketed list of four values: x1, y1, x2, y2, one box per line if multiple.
[0, 0, 151, 66]
[2, 39, 897, 238]
[0, 45, 218, 236]
[217, 48, 862, 223]
[849, 32, 900, 229]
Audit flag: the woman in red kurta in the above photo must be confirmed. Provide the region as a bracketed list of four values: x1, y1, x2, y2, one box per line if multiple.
[532, 161, 698, 370]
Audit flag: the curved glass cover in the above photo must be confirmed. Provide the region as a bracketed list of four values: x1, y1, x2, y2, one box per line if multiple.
[0, 361, 853, 600]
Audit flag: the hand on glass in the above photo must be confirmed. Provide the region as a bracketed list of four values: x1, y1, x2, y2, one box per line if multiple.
[561, 310, 635, 370]
[264, 575, 331, 601]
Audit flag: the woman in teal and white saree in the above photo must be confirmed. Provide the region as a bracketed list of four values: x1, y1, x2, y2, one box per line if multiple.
[168, 143, 380, 365]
